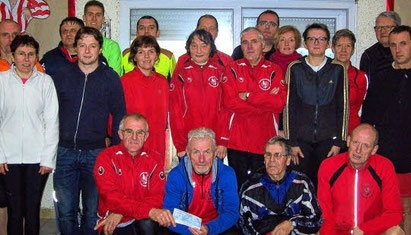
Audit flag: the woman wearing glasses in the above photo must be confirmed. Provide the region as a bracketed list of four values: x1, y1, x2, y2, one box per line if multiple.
[120, 35, 169, 169]
[0, 35, 59, 235]
[283, 23, 349, 185]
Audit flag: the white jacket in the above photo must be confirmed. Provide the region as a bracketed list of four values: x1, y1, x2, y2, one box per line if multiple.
[0, 67, 59, 168]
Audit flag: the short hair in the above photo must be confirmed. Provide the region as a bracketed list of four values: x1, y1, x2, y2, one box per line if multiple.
[11, 35, 39, 55]
[119, 113, 149, 132]
[137, 15, 159, 31]
[303, 23, 330, 41]
[196, 14, 218, 31]
[264, 136, 291, 156]
[376, 11, 401, 26]
[186, 127, 217, 152]
[59, 17, 84, 36]
[74, 26, 103, 49]
[84, 0, 104, 15]
[0, 19, 20, 32]
[389, 25, 411, 39]
[241, 27, 264, 42]
[256, 10, 279, 27]
[185, 29, 217, 58]
[273, 25, 302, 50]
[332, 29, 356, 48]
[350, 123, 379, 146]
[129, 35, 161, 66]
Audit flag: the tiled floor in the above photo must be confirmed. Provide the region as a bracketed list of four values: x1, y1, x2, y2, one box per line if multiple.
[40, 218, 59, 235]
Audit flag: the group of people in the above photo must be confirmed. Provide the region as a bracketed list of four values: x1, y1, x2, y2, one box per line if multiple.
[0, 0, 409, 234]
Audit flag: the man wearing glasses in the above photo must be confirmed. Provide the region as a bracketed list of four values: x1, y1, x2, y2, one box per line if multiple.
[239, 136, 322, 235]
[360, 11, 401, 85]
[283, 23, 349, 186]
[232, 10, 279, 60]
[94, 113, 172, 235]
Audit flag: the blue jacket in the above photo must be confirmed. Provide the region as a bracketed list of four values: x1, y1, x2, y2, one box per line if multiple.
[163, 156, 239, 235]
[52, 61, 126, 150]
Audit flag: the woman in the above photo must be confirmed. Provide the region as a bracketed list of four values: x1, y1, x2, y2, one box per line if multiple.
[269, 25, 302, 74]
[332, 29, 367, 135]
[0, 35, 58, 235]
[283, 23, 349, 185]
[120, 35, 169, 169]
[170, 29, 229, 159]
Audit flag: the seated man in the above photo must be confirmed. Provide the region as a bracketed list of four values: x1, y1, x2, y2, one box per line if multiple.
[318, 123, 404, 235]
[163, 128, 239, 235]
[239, 136, 322, 234]
[94, 113, 174, 235]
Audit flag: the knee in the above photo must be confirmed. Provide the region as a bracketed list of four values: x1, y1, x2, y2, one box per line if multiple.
[383, 225, 405, 235]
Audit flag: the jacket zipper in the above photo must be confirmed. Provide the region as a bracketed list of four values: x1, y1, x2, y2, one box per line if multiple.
[276, 182, 280, 202]
[354, 169, 359, 228]
[313, 75, 320, 141]
[73, 74, 88, 149]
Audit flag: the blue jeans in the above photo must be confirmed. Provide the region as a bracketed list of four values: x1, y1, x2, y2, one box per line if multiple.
[53, 147, 103, 235]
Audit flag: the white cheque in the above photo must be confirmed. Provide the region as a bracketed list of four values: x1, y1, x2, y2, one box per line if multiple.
[172, 208, 202, 230]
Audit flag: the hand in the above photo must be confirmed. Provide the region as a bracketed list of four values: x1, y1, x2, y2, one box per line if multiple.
[94, 213, 123, 235]
[326, 145, 340, 158]
[177, 151, 186, 158]
[238, 92, 248, 101]
[22, 7, 32, 20]
[291, 146, 304, 165]
[38, 166, 52, 175]
[270, 220, 294, 235]
[0, 163, 8, 175]
[149, 208, 176, 227]
[215, 145, 227, 159]
[189, 225, 208, 235]
[270, 87, 280, 95]
[105, 137, 112, 147]
[352, 227, 364, 235]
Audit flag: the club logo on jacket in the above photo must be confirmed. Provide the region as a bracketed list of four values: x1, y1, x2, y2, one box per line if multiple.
[259, 78, 271, 91]
[159, 171, 165, 180]
[98, 166, 104, 175]
[187, 77, 193, 83]
[238, 77, 244, 83]
[140, 172, 148, 187]
[208, 76, 219, 87]
[361, 184, 374, 199]
[222, 75, 228, 83]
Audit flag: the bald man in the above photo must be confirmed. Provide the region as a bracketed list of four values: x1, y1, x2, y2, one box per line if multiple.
[318, 124, 404, 235]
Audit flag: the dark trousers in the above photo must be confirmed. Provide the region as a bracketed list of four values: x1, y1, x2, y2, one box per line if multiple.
[292, 139, 334, 187]
[0, 176, 6, 208]
[161, 225, 239, 235]
[227, 148, 264, 191]
[3, 164, 49, 235]
[101, 219, 160, 235]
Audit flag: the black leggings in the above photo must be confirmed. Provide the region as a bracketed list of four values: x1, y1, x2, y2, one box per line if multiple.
[102, 219, 160, 235]
[3, 164, 49, 235]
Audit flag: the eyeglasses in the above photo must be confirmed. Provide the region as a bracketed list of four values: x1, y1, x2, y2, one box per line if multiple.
[264, 152, 287, 159]
[122, 129, 146, 138]
[15, 51, 36, 58]
[374, 25, 396, 31]
[257, 21, 278, 27]
[306, 37, 328, 44]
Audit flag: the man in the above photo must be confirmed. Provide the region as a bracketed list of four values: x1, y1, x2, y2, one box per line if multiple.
[362, 25, 411, 234]
[122, 15, 176, 80]
[223, 27, 286, 188]
[318, 124, 404, 234]
[0, 19, 43, 71]
[94, 113, 174, 235]
[52, 27, 126, 235]
[360, 11, 401, 86]
[40, 17, 84, 77]
[231, 10, 279, 61]
[163, 128, 239, 235]
[176, 14, 233, 69]
[239, 136, 322, 234]
[83, 0, 122, 75]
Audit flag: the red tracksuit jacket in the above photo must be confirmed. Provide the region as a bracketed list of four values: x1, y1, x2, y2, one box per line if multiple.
[94, 143, 166, 227]
[222, 58, 286, 154]
[347, 63, 368, 135]
[169, 57, 230, 152]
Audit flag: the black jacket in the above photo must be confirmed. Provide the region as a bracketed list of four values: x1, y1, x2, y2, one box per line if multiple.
[52, 61, 126, 150]
[359, 42, 393, 85]
[231, 45, 275, 61]
[283, 57, 349, 147]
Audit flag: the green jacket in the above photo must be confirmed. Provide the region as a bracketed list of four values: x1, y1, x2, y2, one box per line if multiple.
[102, 36, 122, 76]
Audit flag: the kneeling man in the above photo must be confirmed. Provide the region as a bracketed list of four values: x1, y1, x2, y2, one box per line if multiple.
[94, 113, 174, 235]
[163, 128, 239, 235]
[239, 136, 322, 234]
[318, 123, 403, 235]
